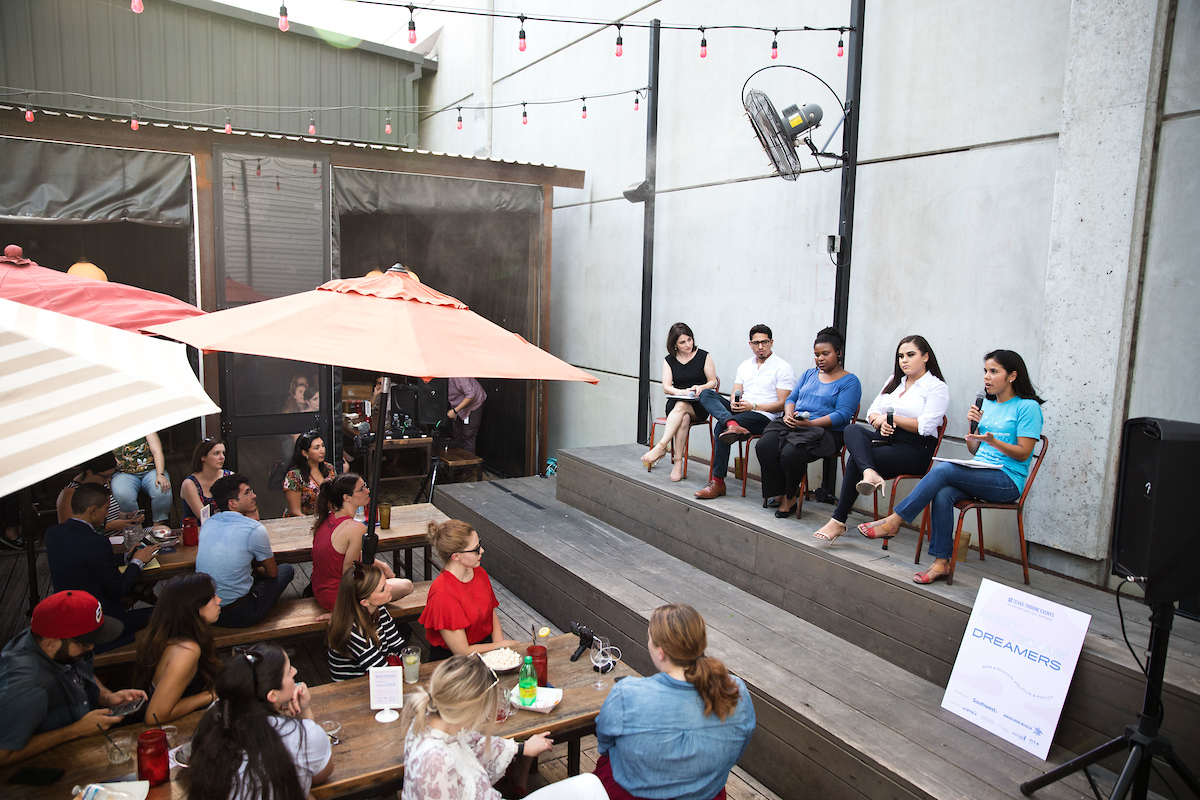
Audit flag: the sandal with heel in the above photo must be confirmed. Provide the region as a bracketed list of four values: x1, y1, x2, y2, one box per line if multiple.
[858, 519, 899, 540]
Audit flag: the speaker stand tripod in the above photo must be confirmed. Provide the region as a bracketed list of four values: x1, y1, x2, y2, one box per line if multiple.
[1021, 602, 1199, 800]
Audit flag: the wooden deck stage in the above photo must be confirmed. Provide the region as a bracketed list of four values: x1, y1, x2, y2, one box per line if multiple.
[434, 444, 1200, 800]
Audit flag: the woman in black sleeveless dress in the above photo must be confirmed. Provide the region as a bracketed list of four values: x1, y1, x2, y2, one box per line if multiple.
[641, 322, 718, 482]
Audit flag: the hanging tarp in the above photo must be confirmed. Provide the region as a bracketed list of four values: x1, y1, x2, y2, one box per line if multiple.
[0, 137, 192, 226]
[334, 168, 543, 216]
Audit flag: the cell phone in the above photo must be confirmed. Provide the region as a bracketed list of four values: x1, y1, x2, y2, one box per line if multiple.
[7, 767, 65, 785]
[109, 698, 146, 716]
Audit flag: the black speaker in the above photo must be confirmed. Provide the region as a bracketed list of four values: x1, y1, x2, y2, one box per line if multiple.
[389, 384, 419, 423]
[1112, 417, 1200, 603]
[417, 378, 449, 427]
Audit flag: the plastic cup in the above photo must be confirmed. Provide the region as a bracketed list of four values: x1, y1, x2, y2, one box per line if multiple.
[104, 733, 134, 765]
[402, 646, 420, 684]
[378, 502, 391, 530]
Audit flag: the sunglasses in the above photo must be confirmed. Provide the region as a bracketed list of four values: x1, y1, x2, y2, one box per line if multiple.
[352, 560, 366, 581]
[234, 647, 264, 697]
[471, 652, 500, 689]
[455, 543, 483, 556]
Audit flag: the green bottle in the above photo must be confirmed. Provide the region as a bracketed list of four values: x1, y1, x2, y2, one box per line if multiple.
[518, 655, 537, 706]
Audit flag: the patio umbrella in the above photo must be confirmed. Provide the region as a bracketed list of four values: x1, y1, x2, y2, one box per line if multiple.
[143, 266, 598, 384]
[0, 244, 205, 333]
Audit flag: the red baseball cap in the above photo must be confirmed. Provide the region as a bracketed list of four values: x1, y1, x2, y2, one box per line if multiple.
[31, 590, 124, 644]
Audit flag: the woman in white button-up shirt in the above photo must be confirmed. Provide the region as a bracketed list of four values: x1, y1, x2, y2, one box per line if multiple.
[813, 336, 949, 543]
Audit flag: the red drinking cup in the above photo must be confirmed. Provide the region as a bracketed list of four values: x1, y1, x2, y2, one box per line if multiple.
[181, 518, 199, 547]
[137, 729, 170, 787]
[526, 645, 548, 687]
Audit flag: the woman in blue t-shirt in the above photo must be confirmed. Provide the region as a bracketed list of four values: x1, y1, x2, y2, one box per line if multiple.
[860, 350, 1045, 583]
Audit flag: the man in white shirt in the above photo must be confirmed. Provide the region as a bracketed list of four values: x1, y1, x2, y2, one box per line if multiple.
[694, 325, 797, 500]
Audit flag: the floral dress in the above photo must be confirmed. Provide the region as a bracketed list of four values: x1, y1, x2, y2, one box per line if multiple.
[402, 725, 517, 800]
[282, 462, 334, 516]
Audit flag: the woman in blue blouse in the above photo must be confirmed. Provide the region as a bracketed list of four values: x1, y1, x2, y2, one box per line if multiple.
[861, 349, 1045, 584]
[755, 327, 862, 518]
[595, 604, 755, 800]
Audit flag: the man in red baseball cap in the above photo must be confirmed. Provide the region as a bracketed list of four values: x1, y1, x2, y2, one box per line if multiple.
[0, 590, 148, 766]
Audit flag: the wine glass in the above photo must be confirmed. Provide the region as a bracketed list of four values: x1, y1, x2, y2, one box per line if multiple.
[591, 636, 614, 690]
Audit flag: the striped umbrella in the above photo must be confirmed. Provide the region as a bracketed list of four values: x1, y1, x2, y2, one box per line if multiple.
[0, 297, 221, 499]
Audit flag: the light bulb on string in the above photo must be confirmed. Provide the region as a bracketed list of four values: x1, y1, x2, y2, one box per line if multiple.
[456, 108, 463, 130]
[518, 16, 526, 51]
[131, 0, 144, 13]
[615, 24, 623, 57]
[771, 30, 778, 59]
[407, 5, 416, 44]
[312, 162, 318, 175]
[581, 99, 587, 120]
[230, 179, 235, 192]
[256, 159, 261, 177]
[224, 116, 232, 134]
[130, 112, 139, 131]
[24, 102, 33, 123]
[385, 112, 392, 135]
[278, 4, 289, 32]
[275, 176, 281, 191]
[308, 115, 316, 135]
[837, 35, 844, 57]
[521, 103, 528, 126]
[634, 92, 639, 111]
[699, 27, 707, 58]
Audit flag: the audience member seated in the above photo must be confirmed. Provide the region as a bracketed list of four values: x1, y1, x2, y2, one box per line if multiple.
[0, 590, 148, 766]
[111, 432, 173, 526]
[595, 603, 756, 800]
[186, 643, 332, 800]
[282, 373, 313, 414]
[862, 350, 1045, 583]
[694, 324, 797, 500]
[814, 335, 950, 543]
[327, 563, 408, 681]
[283, 431, 335, 517]
[756, 327, 862, 518]
[46, 482, 161, 652]
[195, 474, 295, 628]
[402, 654, 606, 800]
[310, 474, 413, 613]
[57, 452, 144, 534]
[418, 520, 524, 660]
[134, 573, 222, 724]
[181, 437, 232, 525]
[641, 322, 719, 482]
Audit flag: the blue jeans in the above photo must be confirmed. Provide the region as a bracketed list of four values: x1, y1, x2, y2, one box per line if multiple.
[216, 564, 296, 628]
[697, 389, 769, 479]
[894, 462, 1019, 560]
[111, 469, 173, 523]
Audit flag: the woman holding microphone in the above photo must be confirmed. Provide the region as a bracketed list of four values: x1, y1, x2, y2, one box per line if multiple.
[859, 349, 1044, 583]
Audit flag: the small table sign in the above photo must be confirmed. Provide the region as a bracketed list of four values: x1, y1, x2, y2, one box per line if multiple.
[370, 665, 404, 723]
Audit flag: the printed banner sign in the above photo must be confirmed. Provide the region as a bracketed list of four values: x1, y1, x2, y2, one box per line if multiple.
[942, 578, 1091, 759]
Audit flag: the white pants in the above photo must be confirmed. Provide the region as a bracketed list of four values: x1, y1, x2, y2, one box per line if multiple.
[525, 772, 609, 800]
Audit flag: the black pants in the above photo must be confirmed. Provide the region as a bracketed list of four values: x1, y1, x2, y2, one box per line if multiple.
[831, 423, 933, 523]
[756, 428, 844, 500]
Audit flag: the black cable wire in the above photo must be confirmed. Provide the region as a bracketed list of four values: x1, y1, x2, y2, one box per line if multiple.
[1115, 579, 1166, 725]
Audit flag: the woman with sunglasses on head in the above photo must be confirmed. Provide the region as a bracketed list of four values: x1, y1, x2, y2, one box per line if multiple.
[310, 474, 413, 614]
[283, 431, 335, 518]
[860, 349, 1045, 583]
[814, 335, 950, 543]
[187, 643, 333, 800]
[181, 437, 233, 525]
[135, 573, 221, 723]
[595, 604, 754, 800]
[419, 520, 525, 661]
[57, 452, 143, 533]
[402, 654, 607, 800]
[327, 562, 409, 682]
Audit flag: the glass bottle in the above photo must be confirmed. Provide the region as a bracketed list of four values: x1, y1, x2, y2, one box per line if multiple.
[518, 655, 538, 706]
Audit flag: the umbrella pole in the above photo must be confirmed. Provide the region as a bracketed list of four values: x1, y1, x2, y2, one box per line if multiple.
[21, 487, 38, 615]
[361, 377, 391, 565]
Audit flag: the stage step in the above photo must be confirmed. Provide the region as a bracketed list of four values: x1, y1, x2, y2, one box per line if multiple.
[552, 444, 1200, 775]
[436, 476, 1100, 800]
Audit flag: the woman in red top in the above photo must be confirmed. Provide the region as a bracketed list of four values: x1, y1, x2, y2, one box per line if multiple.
[310, 473, 413, 613]
[419, 520, 525, 661]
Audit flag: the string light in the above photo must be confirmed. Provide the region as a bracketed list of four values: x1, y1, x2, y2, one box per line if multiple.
[312, 162, 318, 174]
[131, 0, 144, 13]
[521, 102, 528, 125]
[230, 178, 235, 191]
[699, 27, 707, 58]
[518, 15, 526, 51]
[615, 23, 623, 57]
[838, 35, 844, 57]
[24, 102, 33, 123]
[456, 107, 463, 130]
[771, 30, 778, 59]
[385, 112, 392, 135]
[278, 4, 289, 32]
[130, 111, 139, 131]
[224, 115, 232, 134]
[407, 4, 416, 44]
[634, 92, 639, 111]
[256, 159, 261, 177]
[308, 115, 316, 135]
[581, 98, 587, 119]
[275, 176, 281, 191]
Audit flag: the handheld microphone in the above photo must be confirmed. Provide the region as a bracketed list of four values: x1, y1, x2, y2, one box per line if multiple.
[885, 406, 894, 430]
[970, 390, 986, 434]
[799, 411, 810, 420]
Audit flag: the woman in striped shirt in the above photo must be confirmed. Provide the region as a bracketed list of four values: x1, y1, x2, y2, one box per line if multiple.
[326, 562, 408, 681]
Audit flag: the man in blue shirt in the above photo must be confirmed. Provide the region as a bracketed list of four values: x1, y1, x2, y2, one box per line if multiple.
[0, 590, 147, 766]
[195, 473, 294, 628]
[45, 482, 160, 653]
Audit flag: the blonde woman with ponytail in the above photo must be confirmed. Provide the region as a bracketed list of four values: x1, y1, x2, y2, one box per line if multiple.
[401, 654, 608, 800]
[595, 604, 755, 800]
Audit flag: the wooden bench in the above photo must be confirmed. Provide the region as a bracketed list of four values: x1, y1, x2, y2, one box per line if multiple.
[440, 446, 484, 482]
[94, 581, 430, 669]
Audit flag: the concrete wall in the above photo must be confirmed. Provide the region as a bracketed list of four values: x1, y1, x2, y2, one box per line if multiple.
[417, 0, 1197, 584]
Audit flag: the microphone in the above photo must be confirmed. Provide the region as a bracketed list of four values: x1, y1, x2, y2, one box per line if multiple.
[970, 390, 986, 434]
[798, 411, 810, 420]
[885, 405, 894, 430]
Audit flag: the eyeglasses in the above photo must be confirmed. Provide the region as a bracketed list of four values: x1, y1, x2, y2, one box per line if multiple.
[471, 652, 500, 689]
[455, 543, 483, 555]
[750, 339, 772, 347]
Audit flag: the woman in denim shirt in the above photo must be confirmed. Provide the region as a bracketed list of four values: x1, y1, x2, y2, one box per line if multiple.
[596, 604, 755, 800]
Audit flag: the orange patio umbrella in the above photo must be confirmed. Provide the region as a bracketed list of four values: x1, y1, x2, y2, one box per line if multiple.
[145, 266, 597, 384]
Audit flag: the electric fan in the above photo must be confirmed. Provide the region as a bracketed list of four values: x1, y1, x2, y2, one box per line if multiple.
[743, 89, 823, 180]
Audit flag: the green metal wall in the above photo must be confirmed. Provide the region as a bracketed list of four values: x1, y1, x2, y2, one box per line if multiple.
[0, 0, 431, 146]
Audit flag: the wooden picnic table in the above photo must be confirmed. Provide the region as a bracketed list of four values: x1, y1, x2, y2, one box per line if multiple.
[112, 504, 445, 582]
[0, 634, 636, 799]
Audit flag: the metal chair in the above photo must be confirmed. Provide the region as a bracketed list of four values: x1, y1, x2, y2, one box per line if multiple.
[872, 416, 949, 551]
[915, 435, 1049, 585]
[745, 407, 859, 515]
